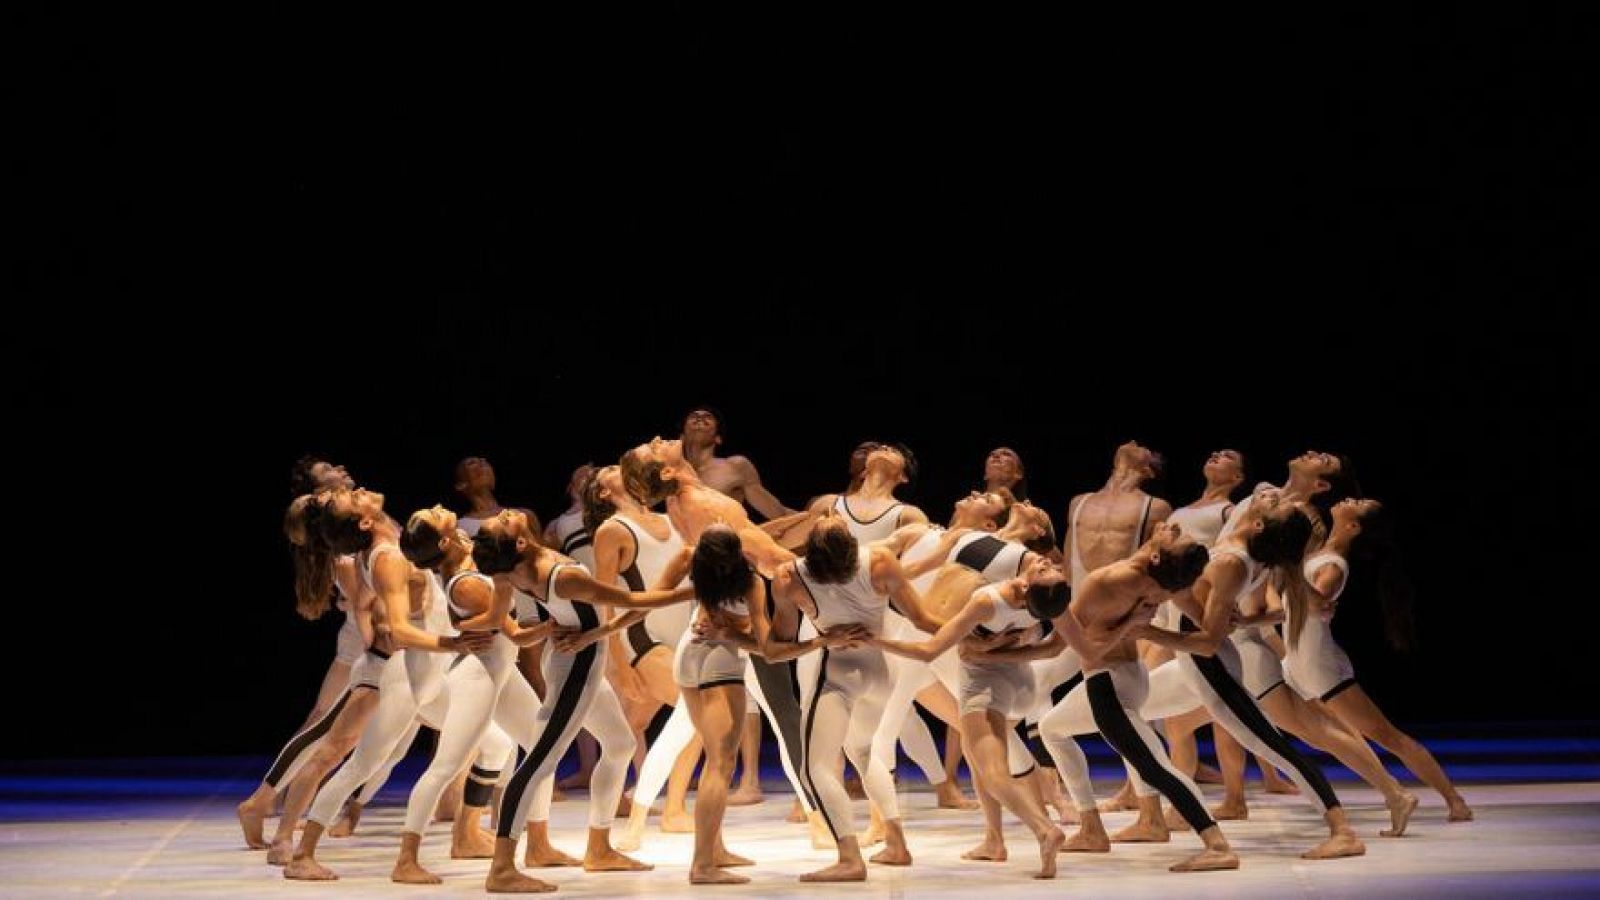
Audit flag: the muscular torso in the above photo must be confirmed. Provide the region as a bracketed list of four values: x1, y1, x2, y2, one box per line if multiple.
[1072, 490, 1155, 573]
[1069, 569, 1152, 666]
[667, 483, 750, 544]
[696, 457, 748, 504]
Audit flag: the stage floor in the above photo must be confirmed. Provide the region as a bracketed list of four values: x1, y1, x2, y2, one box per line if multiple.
[3, 741, 1598, 898]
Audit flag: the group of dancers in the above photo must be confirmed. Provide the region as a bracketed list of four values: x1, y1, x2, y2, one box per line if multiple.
[238, 407, 1472, 891]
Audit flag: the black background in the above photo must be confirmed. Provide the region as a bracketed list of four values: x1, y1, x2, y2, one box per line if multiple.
[14, 6, 1593, 758]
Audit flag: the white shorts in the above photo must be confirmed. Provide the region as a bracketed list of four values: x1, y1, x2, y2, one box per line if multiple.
[673, 630, 746, 691]
[1284, 645, 1357, 702]
[960, 660, 1037, 718]
[1230, 629, 1286, 700]
[348, 648, 392, 691]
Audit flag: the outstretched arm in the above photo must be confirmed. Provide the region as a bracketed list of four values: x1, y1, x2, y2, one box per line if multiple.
[872, 547, 944, 632]
[873, 595, 990, 662]
[731, 455, 795, 520]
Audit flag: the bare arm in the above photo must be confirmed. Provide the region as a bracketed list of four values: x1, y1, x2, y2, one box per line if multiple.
[895, 503, 930, 527]
[731, 455, 795, 520]
[374, 553, 480, 652]
[872, 547, 943, 633]
[450, 571, 515, 633]
[872, 595, 992, 662]
[898, 527, 971, 582]
[966, 629, 1066, 664]
[758, 566, 854, 661]
[1309, 561, 1347, 620]
[556, 567, 696, 610]
[1062, 494, 1086, 585]
[1138, 558, 1243, 656]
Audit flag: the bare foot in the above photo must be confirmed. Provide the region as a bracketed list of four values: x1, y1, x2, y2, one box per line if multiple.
[690, 866, 751, 884]
[613, 828, 644, 852]
[1302, 832, 1366, 860]
[1170, 848, 1240, 872]
[584, 849, 653, 872]
[265, 839, 293, 866]
[327, 803, 363, 838]
[391, 858, 442, 884]
[1098, 788, 1139, 812]
[786, 799, 807, 824]
[452, 830, 497, 859]
[1061, 828, 1110, 853]
[1035, 828, 1065, 879]
[283, 857, 338, 881]
[1163, 805, 1193, 832]
[1211, 800, 1249, 821]
[869, 845, 911, 866]
[236, 802, 268, 850]
[727, 784, 765, 807]
[961, 836, 1007, 861]
[1381, 792, 1419, 838]
[799, 860, 867, 882]
[556, 771, 591, 790]
[486, 869, 558, 893]
[857, 825, 885, 847]
[1447, 799, 1475, 822]
[1263, 771, 1300, 795]
[936, 781, 980, 810]
[1193, 762, 1224, 784]
[716, 850, 755, 867]
[1111, 820, 1170, 843]
[524, 844, 583, 868]
[660, 810, 695, 833]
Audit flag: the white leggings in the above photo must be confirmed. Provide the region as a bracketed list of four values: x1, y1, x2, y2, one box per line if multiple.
[1176, 646, 1341, 815]
[498, 643, 635, 837]
[401, 641, 522, 834]
[1040, 661, 1216, 832]
[868, 617, 960, 786]
[799, 647, 898, 841]
[308, 650, 445, 827]
[631, 653, 813, 816]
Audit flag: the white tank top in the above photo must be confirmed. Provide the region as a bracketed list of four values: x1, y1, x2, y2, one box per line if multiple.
[547, 507, 596, 572]
[1214, 482, 1277, 544]
[901, 526, 948, 594]
[1210, 545, 1269, 602]
[970, 584, 1035, 637]
[796, 553, 886, 637]
[359, 542, 429, 625]
[950, 531, 1029, 584]
[1289, 552, 1349, 656]
[445, 570, 496, 629]
[530, 561, 603, 631]
[834, 494, 904, 543]
[615, 513, 691, 643]
[1168, 501, 1231, 547]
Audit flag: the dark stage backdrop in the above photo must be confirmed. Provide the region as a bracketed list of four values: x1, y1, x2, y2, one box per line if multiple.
[13, 7, 1592, 757]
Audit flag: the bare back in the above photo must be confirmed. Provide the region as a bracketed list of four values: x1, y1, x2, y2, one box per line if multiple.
[1068, 565, 1156, 667]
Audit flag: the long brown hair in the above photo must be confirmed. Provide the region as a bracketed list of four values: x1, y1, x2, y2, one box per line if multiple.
[286, 495, 335, 620]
